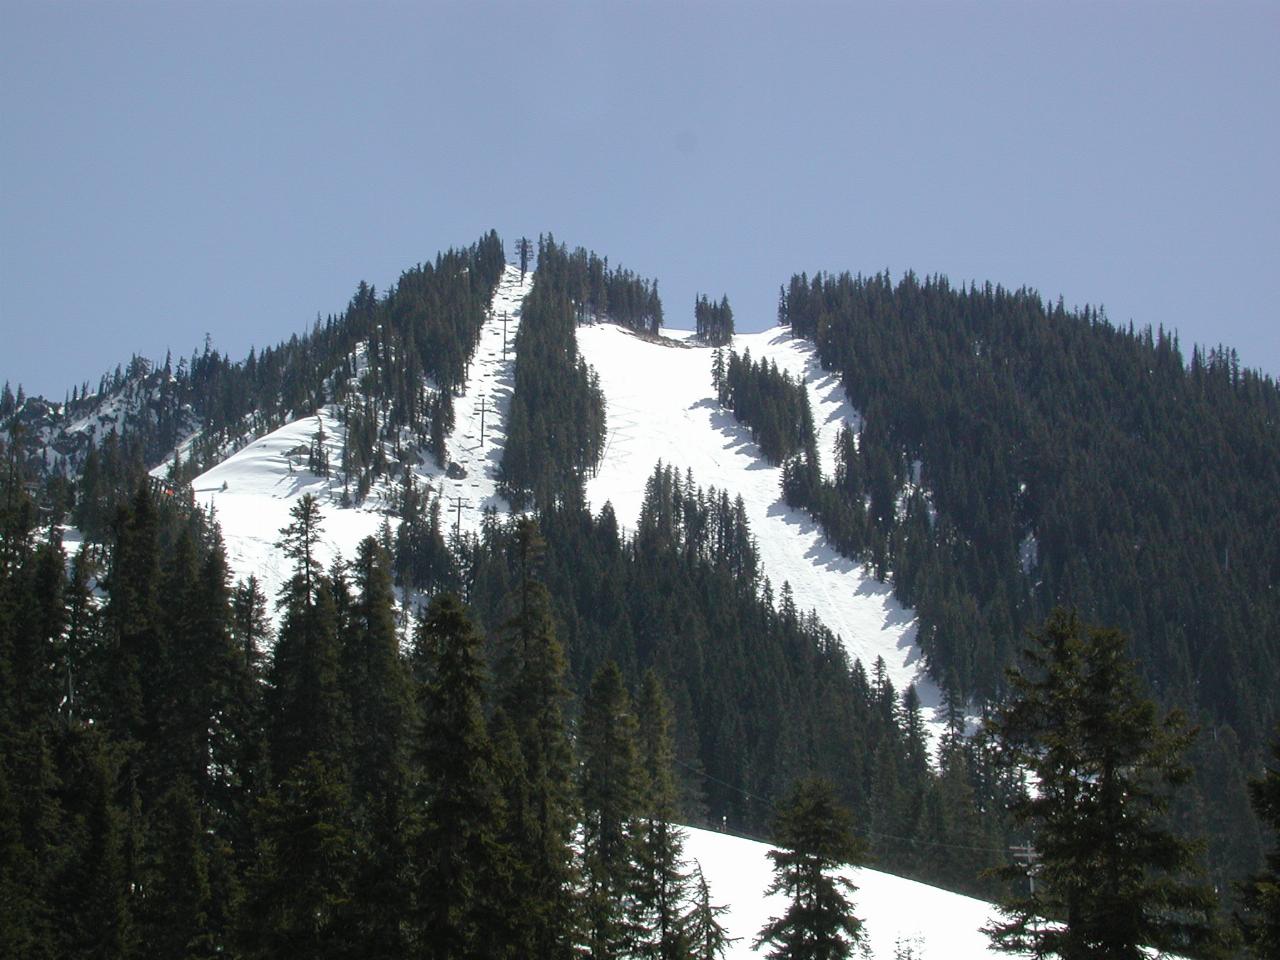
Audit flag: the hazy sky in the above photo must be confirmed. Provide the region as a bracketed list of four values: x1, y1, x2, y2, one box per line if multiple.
[3, 1, 1277, 398]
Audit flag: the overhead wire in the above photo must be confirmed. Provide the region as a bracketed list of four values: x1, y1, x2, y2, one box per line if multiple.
[673, 756, 1013, 857]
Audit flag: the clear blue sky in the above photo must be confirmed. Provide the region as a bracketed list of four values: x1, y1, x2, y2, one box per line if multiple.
[3, 1, 1277, 398]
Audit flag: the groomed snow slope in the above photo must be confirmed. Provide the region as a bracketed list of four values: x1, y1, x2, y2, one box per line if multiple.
[577, 323, 944, 733]
[686, 824, 1009, 959]
[190, 407, 386, 612]
[187, 264, 533, 611]
[430, 263, 532, 534]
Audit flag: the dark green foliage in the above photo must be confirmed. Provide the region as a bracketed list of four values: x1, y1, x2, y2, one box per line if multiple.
[462, 463, 1015, 896]
[685, 861, 737, 960]
[718, 347, 817, 469]
[518, 236, 532, 281]
[411, 592, 510, 960]
[224, 574, 268, 862]
[753, 777, 868, 960]
[695, 294, 734, 346]
[265, 496, 352, 780]
[780, 268, 1279, 891]
[579, 661, 645, 958]
[493, 519, 581, 959]
[393, 469, 453, 597]
[3, 419, 1009, 951]
[55, 729, 136, 960]
[984, 609, 1223, 959]
[342, 536, 414, 957]
[100, 482, 162, 749]
[533, 233, 664, 334]
[634, 670, 695, 960]
[136, 777, 217, 960]
[343, 537, 411, 811]
[498, 238, 609, 510]
[241, 754, 355, 960]
[1238, 729, 1280, 958]
[244, 500, 356, 958]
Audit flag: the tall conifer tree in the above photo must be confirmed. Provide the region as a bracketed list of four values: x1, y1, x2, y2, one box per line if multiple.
[343, 536, 414, 956]
[685, 861, 737, 960]
[754, 777, 868, 960]
[984, 609, 1223, 959]
[634, 669, 694, 960]
[496, 518, 579, 959]
[1238, 728, 1280, 959]
[244, 499, 354, 960]
[412, 592, 510, 959]
[580, 661, 644, 959]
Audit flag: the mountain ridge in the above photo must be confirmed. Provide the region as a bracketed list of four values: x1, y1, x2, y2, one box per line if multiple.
[2, 231, 1275, 949]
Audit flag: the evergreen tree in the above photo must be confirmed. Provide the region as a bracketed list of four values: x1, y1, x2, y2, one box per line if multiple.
[1238, 727, 1280, 959]
[100, 482, 162, 753]
[754, 777, 868, 960]
[634, 669, 694, 960]
[55, 729, 135, 960]
[265, 497, 349, 780]
[0, 751, 49, 959]
[519, 236, 532, 281]
[411, 592, 510, 959]
[136, 777, 217, 960]
[685, 861, 737, 960]
[342, 536, 414, 957]
[276, 492, 324, 606]
[983, 609, 1223, 959]
[244, 501, 354, 960]
[695, 294, 734, 346]
[0, 528, 65, 959]
[222, 573, 268, 882]
[495, 518, 580, 959]
[579, 661, 645, 959]
[240, 754, 355, 960]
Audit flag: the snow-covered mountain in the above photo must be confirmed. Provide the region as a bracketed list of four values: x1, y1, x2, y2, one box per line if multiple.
[183, 265, 534, 612]
[191, 265, 939, 729]
[157, 262, 1013, 956]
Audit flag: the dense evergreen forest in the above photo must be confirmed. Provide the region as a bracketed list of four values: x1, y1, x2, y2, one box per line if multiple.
[0, 444, 1026, 959]
[776, 268, 1280, 894]
[533, 233, 664, 334]
[714, 347, 818, 469]
[0, 461, 762, 957]
[498, 237, 611, 511]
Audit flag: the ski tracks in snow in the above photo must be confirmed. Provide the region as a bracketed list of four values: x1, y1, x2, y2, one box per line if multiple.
[428, 264, 532, 533]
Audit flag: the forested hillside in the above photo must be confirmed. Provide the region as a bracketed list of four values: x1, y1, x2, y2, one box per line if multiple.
[778, 268, 1280, 890]
[2, 231, 507, 534]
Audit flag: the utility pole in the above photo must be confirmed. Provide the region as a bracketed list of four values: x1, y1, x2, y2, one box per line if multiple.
[449, 494, 471, 538]
[473, 394, 489, 447]
[1009, 842, 1041, 897]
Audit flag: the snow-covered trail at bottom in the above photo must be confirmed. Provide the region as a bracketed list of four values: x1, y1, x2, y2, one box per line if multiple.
[686, 824, 1010, 959]
[578, 323, 945, 734]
